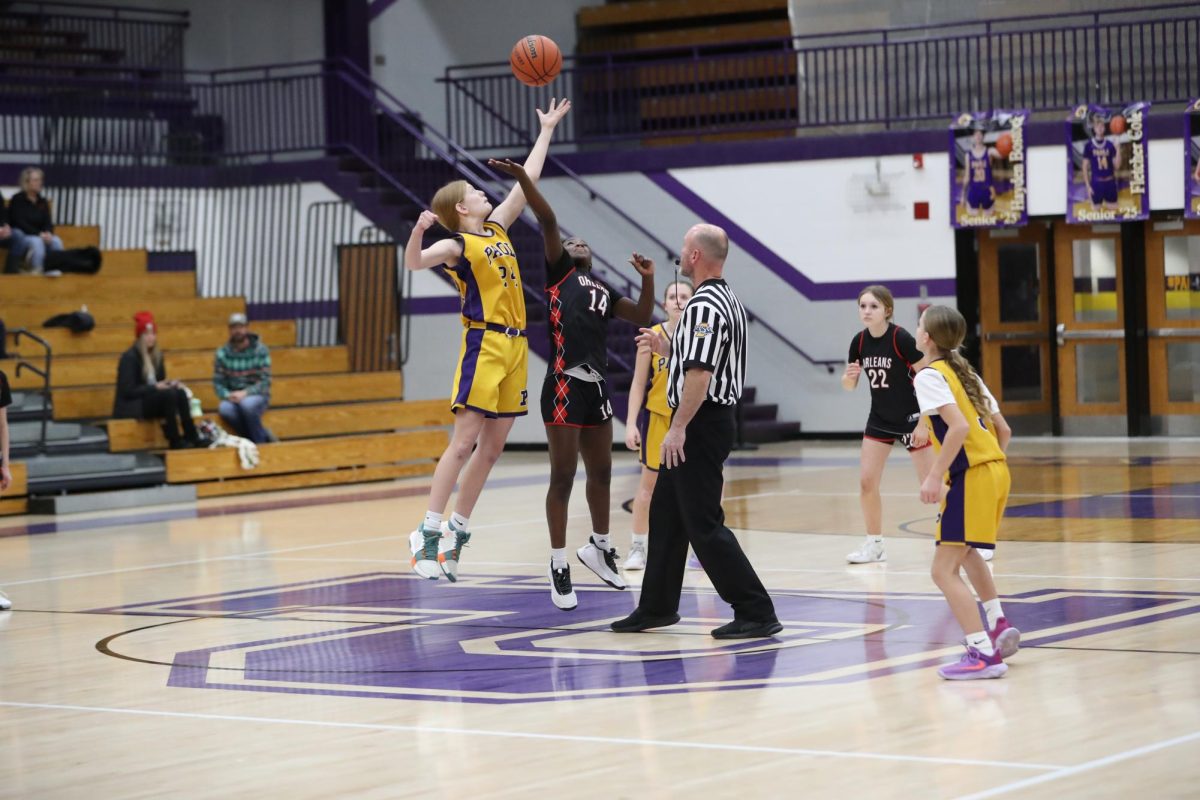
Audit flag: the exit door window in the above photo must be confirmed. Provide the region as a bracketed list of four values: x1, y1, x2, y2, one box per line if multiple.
[1163, 236, 1200, 320]
[997, 243, 1040, 323]
[1071, 239, 1119, 322]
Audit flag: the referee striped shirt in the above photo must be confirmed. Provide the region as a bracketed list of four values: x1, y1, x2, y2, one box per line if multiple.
[667, 278, 746, 408]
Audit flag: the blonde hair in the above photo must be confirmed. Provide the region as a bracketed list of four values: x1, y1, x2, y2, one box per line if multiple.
[858, 284, 895, 320]
[922, 305, 991, 418]
[430, 180, 468, 232]
[136, 332, 163, 385]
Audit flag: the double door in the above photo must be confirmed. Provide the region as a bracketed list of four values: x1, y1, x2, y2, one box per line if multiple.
[977, 220, 1200, 435]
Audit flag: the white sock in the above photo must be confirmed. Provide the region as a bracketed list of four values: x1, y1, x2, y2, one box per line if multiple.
[966, 630, 995, 656]
[422, 511, 443, 531]
[450, 512, 469, 532]
[592, 532, 612, 551]
[632, 533, 648, 549]
[551, 548, 568, 569]
[983, 598, 1004, 630]
[868, 535, 884, 543]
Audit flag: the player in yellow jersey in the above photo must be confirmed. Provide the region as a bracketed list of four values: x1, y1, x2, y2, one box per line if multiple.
[403, 97, 571, 582]
[623, 279, 692, 570]
[913, 305, 1020, 680]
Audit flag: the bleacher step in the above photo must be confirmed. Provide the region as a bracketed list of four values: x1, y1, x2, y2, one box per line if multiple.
[24, 452, 164, 493]
[29, 484, 196, 516]
[10, 421, 108, 458]
[6, 391, 51, 423]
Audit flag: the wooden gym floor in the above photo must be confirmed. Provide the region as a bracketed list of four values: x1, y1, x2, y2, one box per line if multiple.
[1, 438, 1198, 799]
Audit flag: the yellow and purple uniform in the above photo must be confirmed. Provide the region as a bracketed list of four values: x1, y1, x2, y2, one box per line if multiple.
[446, 221, 528, 417]
[638, 323, 672, 471]
[914, 360, 1009, 550]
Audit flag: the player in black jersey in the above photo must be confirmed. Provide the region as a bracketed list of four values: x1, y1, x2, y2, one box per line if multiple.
[489, 158, 655, 610]
[841, 285, 936, 564]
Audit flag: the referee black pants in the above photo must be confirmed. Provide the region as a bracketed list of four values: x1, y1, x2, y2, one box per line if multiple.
[638, 402, 777, 624]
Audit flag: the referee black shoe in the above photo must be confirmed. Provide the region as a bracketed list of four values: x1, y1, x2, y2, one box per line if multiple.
[710, 619, 783, 639]
[610, 609, 680, 633]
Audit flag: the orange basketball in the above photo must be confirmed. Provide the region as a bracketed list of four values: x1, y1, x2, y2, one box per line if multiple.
[1109, 114, 1127, 134]
[995, 132, 1013, 158]
[510, 35, 561, 87]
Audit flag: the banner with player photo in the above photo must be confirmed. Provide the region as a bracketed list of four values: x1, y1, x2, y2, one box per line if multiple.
[1066, 102, 1150, 224]
[1185, 99, 1200, 220]
[949, 110, 1028, 228]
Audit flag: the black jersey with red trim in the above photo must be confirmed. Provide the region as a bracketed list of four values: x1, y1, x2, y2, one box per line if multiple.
[848, 322, 923, 435]
[544, 250, 624, 379]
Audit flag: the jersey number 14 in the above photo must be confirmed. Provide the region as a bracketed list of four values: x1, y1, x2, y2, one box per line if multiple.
[588, 287, 608, 315]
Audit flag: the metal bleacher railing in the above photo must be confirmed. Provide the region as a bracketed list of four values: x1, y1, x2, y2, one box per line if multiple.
[441, 2, 1200, 149]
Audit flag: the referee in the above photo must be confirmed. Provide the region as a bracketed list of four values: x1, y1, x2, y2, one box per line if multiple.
[610, 224, 781, 639]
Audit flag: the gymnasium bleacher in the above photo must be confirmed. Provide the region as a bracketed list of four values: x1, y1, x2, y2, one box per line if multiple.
[2, 223, 450, 515]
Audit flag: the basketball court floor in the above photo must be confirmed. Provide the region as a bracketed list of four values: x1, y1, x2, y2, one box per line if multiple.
[1, 438, 1198, 798]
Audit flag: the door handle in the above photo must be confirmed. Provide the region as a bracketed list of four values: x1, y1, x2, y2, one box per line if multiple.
[984, 331, 1052, 342]
[1056, 323, 1125, 346]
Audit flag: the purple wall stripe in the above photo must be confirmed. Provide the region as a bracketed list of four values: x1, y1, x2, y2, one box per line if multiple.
[146, 251, 197, 273]
[367, 0, 402, 21]
[646, 171, 955, 301]
[247, 300, 339, 320]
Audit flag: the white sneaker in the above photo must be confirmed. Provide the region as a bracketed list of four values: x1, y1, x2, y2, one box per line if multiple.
[0, 590, 10, 611]
[408, 527, 441, 580]
[978, 547, 995, 562]
[577, 537, 626, 589]
[549, 563, 577, 610]
[622, 543, 647, 571]
[846, 537, 886, 564]
[437, 521, 471, 582]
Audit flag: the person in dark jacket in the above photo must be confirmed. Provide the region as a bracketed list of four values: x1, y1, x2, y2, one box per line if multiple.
[8, 167, 64, 274]
[113, 311, 202, 449]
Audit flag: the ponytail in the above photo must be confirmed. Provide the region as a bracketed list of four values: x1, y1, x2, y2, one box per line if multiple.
[922, 304, 991, 419]
[944, 350, 991, 419]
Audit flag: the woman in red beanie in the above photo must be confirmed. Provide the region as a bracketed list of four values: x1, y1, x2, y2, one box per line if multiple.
[112, 311, 202, 449]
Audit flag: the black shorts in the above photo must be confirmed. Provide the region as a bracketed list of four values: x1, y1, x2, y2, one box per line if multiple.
[864, 419, 929, 452]
[541, 373, 613, 428]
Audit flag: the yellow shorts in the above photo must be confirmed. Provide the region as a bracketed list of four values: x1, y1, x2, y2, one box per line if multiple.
[936, 460, 1011, 550]
[638, 409, 670, 471]
[450, 329, 529, 417]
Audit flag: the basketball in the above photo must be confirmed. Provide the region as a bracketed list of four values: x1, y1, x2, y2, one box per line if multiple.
[1109, 114, 1127, 134]
[995, 132, 1013, 158]
[510, 34, 561, 87]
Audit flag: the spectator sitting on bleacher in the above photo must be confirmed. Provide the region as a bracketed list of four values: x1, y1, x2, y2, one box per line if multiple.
[113, 311, 203, 450]
[213, 312, 272, 444]
[8, 167, 64, 276]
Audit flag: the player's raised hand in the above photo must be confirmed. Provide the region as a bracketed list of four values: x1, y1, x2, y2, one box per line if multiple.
[415, 210, 438, 232]
[636, 326, 668, 356]
[537, 97, 572, 131]
[488, 158, 528, 179]
[629, 252, 655, 277]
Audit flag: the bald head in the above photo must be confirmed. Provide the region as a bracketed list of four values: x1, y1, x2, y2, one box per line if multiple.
[687, 224, 729, 264]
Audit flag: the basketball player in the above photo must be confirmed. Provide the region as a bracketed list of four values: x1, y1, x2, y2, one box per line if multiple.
[489, 157, 656, 610]
[914, 305, 1019, 679]
[841, 285, 935, 564]
[1082, 112, 1121, 211]
[0, 365, 12, 611]
[403, 98, 571, 581]
[624, 278, 693, 570]
[959, 125, 1000, 216]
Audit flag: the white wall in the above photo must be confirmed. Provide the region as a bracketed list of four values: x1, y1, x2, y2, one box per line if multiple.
[369, 0, 592, 132]
[62, 0, 324, 71]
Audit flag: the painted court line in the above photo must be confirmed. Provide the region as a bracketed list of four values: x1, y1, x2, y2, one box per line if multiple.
[955, 729, 1200, 799]
[0, 701, 1064, 771]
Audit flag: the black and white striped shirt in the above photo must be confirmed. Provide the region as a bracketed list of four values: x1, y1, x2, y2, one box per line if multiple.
[667, 278, 746, 408]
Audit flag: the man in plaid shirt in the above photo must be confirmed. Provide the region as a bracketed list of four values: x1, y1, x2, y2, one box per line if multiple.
[213, 312, 272, 444]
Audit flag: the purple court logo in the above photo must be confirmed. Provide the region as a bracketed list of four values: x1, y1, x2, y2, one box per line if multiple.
[94, 574, 1200, 704]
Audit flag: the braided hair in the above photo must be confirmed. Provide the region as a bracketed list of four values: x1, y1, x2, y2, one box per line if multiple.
[922, 306, 991, 419]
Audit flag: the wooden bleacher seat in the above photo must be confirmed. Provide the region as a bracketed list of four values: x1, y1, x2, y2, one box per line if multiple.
[55, 225, 100, 248]
[106, 399, 453, 452]
[0, 273, 196, 301]
[0, 462, 29, 516]
[51, 371, 404, 421]
[8, 345, 349, 390]
[2, 297, 245, 329]
[7, 319, 295, 358]
[164, 430, 448, 498]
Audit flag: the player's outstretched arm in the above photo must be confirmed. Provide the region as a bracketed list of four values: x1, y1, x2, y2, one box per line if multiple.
[404, 210, 461, 271]
[490, 98, 572, 229]
[488, 158, 561, 264]
[614, 253, 656, 325]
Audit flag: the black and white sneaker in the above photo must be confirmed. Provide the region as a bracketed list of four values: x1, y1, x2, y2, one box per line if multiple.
[549, 562, 577, 611]
[577, 537, 626, 590]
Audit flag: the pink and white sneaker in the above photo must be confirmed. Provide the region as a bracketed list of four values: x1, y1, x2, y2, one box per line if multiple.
[937, 646, 1008, 680]
[989, 617, 1021, 659]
